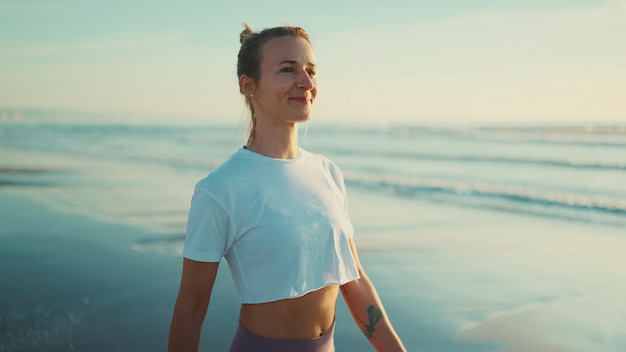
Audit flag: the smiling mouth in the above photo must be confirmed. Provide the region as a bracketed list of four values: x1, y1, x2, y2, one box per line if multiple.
[289, 97, 310, 104]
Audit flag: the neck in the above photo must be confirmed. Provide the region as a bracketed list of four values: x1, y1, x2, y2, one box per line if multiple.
[246, 122, 300, 159]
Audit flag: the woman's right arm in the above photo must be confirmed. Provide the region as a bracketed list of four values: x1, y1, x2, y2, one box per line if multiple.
[168, 258, 220, 352]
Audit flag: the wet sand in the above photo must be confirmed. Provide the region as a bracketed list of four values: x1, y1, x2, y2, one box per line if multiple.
[0, 192, 389, 351]
[1, 188, 493, 351]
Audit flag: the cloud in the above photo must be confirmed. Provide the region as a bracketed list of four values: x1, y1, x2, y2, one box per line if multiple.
[0, 31, 183, 59]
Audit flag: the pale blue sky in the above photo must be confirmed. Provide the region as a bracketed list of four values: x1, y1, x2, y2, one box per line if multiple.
[1, 0, 625, 124]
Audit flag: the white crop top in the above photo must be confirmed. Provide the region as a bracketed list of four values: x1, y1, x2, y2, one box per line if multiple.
[182, 147, 360, 304]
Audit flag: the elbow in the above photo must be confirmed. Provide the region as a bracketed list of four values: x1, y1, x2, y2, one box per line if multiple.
[341, 271, 371, 294]
[354, 265, 371, 285]
[168, 301, 208, 347]
[172, 292, 210, 326]
[174, 300, 209, 324]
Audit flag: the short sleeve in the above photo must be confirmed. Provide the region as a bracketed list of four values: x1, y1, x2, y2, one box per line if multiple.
[340, 176, 355, 238]
[182, 187, 233, 262]
[328, 161, 355, 238]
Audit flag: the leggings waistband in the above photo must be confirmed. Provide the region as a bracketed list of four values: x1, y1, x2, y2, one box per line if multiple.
[228, 320, 335, 352]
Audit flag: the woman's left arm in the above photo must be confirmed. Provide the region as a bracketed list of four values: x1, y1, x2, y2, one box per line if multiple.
[340, 238, 407, 352]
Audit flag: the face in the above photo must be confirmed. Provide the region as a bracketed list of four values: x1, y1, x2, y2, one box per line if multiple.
[244, 36, 317, 126]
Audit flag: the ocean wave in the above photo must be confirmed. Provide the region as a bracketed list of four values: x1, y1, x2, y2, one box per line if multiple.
[317, 125, 626, 148]
[326, 148, 626, 171]
[132, 235, 184, 256]
[345, 172, 626, 216]
[120, 154, 223, 171]
[470, 126, 626, 148]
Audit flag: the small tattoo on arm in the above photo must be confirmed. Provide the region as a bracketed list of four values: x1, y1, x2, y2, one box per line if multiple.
[357, 305, 382, 338]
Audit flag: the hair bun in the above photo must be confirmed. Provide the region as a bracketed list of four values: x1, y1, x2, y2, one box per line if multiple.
[239, 23, 255, 44]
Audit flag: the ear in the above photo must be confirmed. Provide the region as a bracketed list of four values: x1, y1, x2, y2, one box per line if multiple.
[239, 75, 255, 96]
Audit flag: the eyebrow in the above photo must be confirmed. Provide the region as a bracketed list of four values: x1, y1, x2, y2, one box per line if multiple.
[277, 60, 316, 67]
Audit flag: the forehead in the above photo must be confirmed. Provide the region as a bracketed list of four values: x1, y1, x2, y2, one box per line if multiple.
[260, 36, 315, 66]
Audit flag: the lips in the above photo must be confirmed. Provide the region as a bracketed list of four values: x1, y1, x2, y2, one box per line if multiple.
[289, 96, 310, 104]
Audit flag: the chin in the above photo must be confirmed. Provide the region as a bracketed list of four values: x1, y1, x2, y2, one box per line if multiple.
[297, 114, 313, 123]
[287, 112, 313, 124]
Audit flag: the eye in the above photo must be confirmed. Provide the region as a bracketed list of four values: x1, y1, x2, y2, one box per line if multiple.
[307, 69, 316, 77]
[280, 67, 294, 73]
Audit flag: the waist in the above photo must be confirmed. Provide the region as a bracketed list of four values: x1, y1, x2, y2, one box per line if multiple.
[229, 319, 335, 352]
[238, 285, 339, 340]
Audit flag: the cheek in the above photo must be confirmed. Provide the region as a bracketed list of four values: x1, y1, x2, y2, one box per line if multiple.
[272, 80, 294, 96]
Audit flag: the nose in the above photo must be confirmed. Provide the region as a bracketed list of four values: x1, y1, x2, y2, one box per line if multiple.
[297, 69, 315, 90]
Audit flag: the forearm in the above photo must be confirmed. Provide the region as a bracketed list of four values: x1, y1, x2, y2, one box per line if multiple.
[341, 273, 406, 352]
[168, 304, 207, 352]
[169, 259, 218, 351]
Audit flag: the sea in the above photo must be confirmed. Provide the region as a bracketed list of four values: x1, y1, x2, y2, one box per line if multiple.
[1, 112, 626, 351]
[2, 116, 625, 231]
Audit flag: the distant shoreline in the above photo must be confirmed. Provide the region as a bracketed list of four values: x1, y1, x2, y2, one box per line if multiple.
[2, 107, 626, 127]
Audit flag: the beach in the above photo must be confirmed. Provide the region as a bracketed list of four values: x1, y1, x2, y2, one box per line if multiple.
[0, 193, 184, 351]
[0, 186, 410, 351]
[1, 117, 626, 351]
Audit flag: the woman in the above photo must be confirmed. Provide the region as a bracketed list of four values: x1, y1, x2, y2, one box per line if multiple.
[168, 24, 407, 352]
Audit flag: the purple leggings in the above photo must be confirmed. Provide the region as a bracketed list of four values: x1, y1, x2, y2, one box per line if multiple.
[228, 321, 335, 352]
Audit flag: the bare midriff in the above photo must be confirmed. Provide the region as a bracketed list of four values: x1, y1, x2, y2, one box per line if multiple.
[239, 285, 339, 340]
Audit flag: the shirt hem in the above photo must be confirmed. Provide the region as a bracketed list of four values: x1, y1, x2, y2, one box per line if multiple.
[238, 276, 360, 304]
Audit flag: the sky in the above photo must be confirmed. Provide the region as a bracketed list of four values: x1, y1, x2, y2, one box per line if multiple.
[1, 0, 625, 124]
